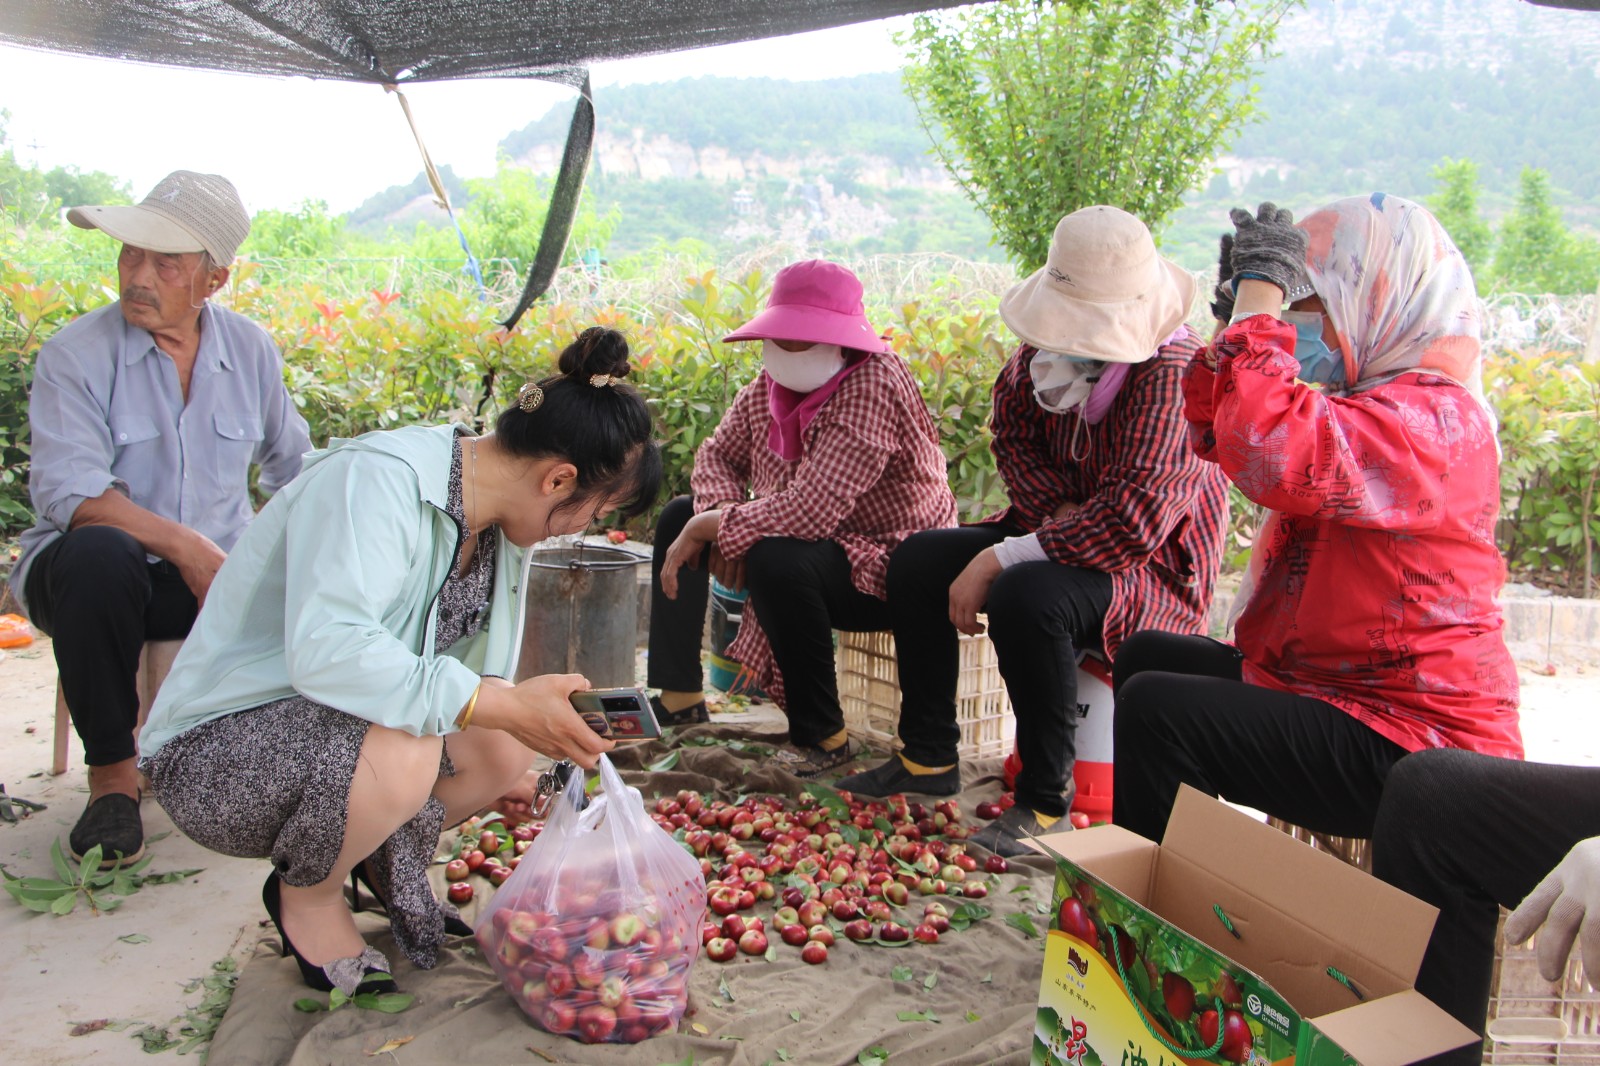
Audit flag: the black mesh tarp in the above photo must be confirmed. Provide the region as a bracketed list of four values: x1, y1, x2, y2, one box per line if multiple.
[0, 0, 973, 86]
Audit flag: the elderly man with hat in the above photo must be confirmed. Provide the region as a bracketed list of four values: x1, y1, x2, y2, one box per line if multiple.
[653, 259, 957, 777]
[11, 170, 311, 863]
[839, 206, 1229, 856]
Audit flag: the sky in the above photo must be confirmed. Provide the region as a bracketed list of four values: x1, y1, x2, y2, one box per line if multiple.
[0, 16, 912, 214]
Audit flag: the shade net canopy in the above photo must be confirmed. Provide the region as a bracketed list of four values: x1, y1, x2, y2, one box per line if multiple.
[0, 0, 974, 86]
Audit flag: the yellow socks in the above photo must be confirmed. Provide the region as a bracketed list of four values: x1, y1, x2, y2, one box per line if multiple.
[819, 729, 850, 752]
[659, 690, 705, 713]
[1034, 810, 1062, 830]
[898, 753, 957, 776]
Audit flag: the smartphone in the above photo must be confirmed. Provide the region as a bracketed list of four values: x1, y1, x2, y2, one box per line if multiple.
[569, 687, 662, 739]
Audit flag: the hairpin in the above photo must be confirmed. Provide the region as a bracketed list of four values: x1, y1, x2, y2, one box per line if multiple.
[517, 381, 545, 412]
[589, 373, 619, 388]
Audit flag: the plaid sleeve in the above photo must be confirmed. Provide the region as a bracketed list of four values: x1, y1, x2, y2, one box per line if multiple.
[1036, 343, 1214, 572]
[989, 345, 1069, 529]
[689, 380, 759, 511]
[716, 369, 899, 560]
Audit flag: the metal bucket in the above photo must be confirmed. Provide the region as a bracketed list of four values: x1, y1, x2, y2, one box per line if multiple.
[515, 543, 646, 687]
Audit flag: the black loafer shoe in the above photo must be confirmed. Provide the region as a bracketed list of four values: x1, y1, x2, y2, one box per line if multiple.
[836, 756, 960, 798]
[650, 694, 710, 727]
[69, 793, 145, 865]
[969, 805, 1058, 859]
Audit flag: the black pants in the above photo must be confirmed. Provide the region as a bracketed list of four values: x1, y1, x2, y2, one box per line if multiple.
[647, 495, 891, 748]
[1372, 749, 1600, 1066]
[23, 526, 199, 766]
[888, 525, 1112, 818]
[1111, 630, 1408, 842]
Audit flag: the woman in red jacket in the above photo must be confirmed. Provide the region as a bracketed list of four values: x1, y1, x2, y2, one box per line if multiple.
[1113, 195, 1522, 844]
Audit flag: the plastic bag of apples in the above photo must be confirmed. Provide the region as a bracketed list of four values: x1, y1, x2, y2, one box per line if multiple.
[476, 754, 707, 1043]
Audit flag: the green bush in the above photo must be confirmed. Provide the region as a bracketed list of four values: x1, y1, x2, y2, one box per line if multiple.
[4, 254, 1597, 596]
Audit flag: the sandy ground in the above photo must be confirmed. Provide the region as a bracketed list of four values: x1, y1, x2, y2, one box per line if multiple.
[1, 636, 1597, 1065]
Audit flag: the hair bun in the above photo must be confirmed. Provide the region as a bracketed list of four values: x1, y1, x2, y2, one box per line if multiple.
[558, 326, 632, 383]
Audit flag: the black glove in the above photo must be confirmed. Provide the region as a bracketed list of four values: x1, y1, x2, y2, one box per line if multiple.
[1209, 233, 1236, 322]
[1227, 202, 1309, 298]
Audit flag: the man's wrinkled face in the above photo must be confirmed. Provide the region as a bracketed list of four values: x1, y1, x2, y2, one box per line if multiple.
[117, 245, 225, 334]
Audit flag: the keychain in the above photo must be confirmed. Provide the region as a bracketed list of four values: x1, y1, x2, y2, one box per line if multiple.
[527, 760, 585, 819]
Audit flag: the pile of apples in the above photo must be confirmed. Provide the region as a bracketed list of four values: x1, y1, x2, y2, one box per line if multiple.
[649, 787, 1009, 965]
[441, 820, 541, 906]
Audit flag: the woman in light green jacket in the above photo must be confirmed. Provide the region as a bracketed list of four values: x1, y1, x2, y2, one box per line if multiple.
[139, 328, 661, 995]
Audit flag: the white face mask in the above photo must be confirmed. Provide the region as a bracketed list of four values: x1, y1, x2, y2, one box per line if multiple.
[1030, 349, 1103, 414]
[761, 340, 846, 393]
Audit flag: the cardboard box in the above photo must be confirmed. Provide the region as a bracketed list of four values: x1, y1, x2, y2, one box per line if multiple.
[1027, 786, 1477, 1066]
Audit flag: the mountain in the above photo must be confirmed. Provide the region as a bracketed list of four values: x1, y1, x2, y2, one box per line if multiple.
[346, 0, 1600, 268]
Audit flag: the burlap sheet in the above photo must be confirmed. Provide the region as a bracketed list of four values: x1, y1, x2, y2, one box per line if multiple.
[207, 727, 1057, 1066]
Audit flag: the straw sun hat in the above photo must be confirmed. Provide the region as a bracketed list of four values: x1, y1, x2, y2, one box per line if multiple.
[67, 170, 251, 265]
[1000, 206, 1196, 364]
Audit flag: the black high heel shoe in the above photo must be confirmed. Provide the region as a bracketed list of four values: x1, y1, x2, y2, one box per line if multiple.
[263, 873, 398, 995]
[349, 860, 475, 937]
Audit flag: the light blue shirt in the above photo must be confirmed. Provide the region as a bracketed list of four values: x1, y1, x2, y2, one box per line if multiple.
[139, 424, 529, 756]
[12, 300, 311, 613]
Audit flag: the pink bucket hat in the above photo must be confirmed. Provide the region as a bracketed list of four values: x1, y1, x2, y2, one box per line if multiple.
[723, 260, 890, 353]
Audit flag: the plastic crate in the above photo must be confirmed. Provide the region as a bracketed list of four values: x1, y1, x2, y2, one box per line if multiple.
[1265, 819, 1600, 1062]
[835, 629, 1014, 761]
[1484, 909, 1600, 1064]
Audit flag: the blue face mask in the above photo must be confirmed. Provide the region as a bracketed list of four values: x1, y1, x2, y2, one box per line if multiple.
[1281, 310, 1345, 387]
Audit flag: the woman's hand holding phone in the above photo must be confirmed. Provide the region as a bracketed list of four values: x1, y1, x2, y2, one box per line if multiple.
[472, 672, 614, 769]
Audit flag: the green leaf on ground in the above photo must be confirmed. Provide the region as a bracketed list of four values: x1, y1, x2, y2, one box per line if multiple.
[896, 1010, 940, 1023]
[117, 933, 151, 944]
[293, 999, 325, 1013]
[789, 1009, 801, 1022]
[719, 975, 734, 1002]
[965, 1010, 981, 1023]
[858, 1045, 889, 1066]
[923, 972, 938, 991]
[647, 751, 681, 772]
[1006, 912, 1041, 939]
[805, 782, 851, 820]
[981, 972, 993, 983]
[890, 964, 914, 982]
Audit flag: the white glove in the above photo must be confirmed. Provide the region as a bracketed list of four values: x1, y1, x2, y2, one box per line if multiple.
[1505, 837, 1600, 982]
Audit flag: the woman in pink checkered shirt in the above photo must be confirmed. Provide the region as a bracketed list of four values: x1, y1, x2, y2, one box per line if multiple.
[651, 259, 957, 777]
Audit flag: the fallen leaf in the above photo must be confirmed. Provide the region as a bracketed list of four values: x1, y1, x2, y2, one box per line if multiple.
[890, 964, 914, 982]
[368, 1035, 415, 1055]
[923, 972, 938, 991]
[857, 1045, 889, 1066]
[690, 1021, 709, 1036]
[117, 933, 151, 944]
[965, 1010, 981, 1023]
[69, 1019, 109, 1036]
[789, 1009, 801, 1022]
[1006, 912, 1041, 939]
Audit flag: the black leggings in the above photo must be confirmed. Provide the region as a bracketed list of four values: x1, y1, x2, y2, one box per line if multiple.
[1373, 749, 1600, 1066]
[1112, 630, 1408, 842]
[646, 495, 890, 747]
[887, 525, 1112, 818]
[23, 526, 199, 765]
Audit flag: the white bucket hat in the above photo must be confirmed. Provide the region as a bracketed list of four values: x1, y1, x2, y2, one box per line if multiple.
[1000, 206, 1197, 364]
[67, 170, 250, 265]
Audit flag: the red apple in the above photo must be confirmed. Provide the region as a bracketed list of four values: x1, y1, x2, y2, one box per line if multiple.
[738, 928, 769, 955]
[444, 858, 470, 882]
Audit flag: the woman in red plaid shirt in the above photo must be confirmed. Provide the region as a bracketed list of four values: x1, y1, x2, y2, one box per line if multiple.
[840, 207, 1230, 856]
[651, 260, 957, 777]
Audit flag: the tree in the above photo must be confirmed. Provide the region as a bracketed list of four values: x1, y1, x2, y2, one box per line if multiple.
[1491, 167, 1600, 296]
[900, 0, 1297, 271]
[243, 199, 347, 259]
[1425, 157, 1492, 278]
[460, 161, 620, 276]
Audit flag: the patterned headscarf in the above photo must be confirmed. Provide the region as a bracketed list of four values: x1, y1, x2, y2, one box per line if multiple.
[1299, 193, 1488, 411]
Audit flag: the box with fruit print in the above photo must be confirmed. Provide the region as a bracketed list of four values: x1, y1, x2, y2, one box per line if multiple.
[1028, 786, 1478, 1066]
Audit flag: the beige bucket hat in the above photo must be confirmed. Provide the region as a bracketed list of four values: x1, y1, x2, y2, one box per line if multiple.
[1000, 205, 1197, 364]
[67, 170, 250, 265]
